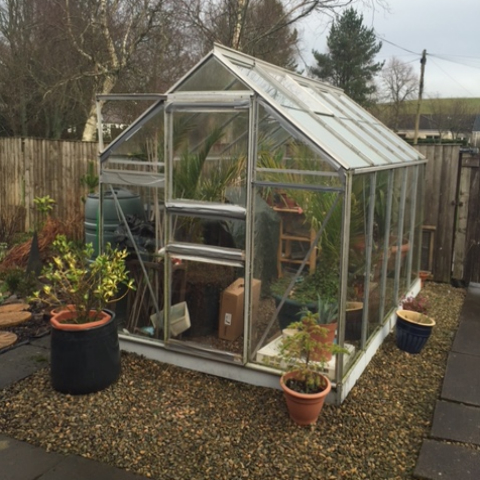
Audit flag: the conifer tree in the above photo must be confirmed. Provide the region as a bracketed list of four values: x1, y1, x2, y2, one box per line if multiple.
[311, 8, 384, 106]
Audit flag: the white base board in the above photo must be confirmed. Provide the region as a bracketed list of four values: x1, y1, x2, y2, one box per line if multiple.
[256, 336, 355, 381]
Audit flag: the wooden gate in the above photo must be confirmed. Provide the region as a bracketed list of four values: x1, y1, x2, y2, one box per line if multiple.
[452, 151, 480, 284]
[415, 144, 480, 285]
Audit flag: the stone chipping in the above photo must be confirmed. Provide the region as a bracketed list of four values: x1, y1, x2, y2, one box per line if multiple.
[0, 283, 472, 480]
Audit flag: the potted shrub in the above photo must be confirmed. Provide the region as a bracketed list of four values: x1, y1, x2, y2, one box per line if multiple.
[278, 311, 347, 425]
[32, 235, 135, 394]
[396, 294, 435, 354]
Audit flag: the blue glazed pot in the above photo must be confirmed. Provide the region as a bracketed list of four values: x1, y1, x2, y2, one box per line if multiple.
[395, 310, 435, 354]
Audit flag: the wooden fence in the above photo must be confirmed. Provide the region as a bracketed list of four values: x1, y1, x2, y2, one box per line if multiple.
[1, 138, 479, 284]
[0, 138, 97, 232]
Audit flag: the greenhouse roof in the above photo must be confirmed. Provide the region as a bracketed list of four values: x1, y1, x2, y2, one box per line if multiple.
[171, 44, 425, 173]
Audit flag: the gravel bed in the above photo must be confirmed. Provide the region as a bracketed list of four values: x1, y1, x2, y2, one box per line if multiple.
[0, 283, 468, 479]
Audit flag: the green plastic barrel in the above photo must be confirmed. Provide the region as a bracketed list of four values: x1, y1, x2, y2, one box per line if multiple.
[85, 189, 145, 257]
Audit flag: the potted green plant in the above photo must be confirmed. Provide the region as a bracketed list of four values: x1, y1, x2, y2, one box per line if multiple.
[32, 235, 135, 394]
[271, 260, 340, 330]
[278, 311, 347, 426]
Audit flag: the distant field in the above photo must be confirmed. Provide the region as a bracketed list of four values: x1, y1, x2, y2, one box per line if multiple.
[396, 98, 480, 114]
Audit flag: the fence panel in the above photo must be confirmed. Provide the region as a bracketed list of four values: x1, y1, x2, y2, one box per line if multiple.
[415, 144, 460, 283]
[0, 137, 97, 232]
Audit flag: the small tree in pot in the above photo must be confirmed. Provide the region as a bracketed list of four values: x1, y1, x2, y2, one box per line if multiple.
[278, 311, 347, 425]
[32, 235, 135, 394]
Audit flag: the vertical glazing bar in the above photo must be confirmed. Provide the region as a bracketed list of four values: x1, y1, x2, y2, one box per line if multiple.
[378, 171, 394, 322]
[243, 95, 256, 365]
[394, 168, 408, 302]
[361, 173, 377, 345]
[406, 166, 419, 284]
[163, 104, 174, 343]
[96, 98, 104, 255]
[335, 172, 351, 401]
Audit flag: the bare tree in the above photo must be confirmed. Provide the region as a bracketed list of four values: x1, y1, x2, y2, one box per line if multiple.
[181, 0, 358, 67]
[429, 96, 475, 143]
[379, 57, 418, 130]
[63, 0, 171, 141]
[448, 98, 476, 141]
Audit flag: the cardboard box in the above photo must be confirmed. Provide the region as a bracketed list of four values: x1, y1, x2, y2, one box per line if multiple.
[218, 278, 261, 341]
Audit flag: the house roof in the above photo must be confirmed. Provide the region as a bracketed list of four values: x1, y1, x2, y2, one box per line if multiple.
[170, 44, 425, 172]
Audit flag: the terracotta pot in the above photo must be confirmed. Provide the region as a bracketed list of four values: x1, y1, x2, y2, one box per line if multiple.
[50, 309, 111, 331]
[50, 304, 75, 316]
[310, 322, 337, 362]
[280, 371, 331, 425]
[419, 271, 430, 288]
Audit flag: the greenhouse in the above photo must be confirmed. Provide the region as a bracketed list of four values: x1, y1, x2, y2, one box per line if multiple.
[95, 44, 426, 404]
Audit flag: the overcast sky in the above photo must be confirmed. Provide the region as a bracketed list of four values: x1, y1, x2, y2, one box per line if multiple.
[298, 0, 480, 98]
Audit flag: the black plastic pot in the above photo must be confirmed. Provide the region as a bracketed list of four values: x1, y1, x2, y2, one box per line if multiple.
[273, 295, 316, 330]
[50, 311, 121, 394]
[345, 302, 364, 341]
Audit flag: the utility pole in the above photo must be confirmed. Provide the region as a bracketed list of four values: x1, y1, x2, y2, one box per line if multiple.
[413, 49, 427, 145]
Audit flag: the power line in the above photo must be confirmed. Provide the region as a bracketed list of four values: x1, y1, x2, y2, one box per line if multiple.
[428, 58, 476, 97]
[374, 32, 421, 56]
[428, 53, 480, 71]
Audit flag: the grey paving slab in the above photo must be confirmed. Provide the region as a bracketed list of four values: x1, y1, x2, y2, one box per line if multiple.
[460, 287, 480, 324]
[441, 352, 480, 407]
[29, 334, 51, 350]
[0, 344, 50, 389]
[452, 320, 480, 356]
[414, 439, 480, 480]
[39, 454, 150, 480]
[0, 434, 63, 480]
[431, 400, 480, 446]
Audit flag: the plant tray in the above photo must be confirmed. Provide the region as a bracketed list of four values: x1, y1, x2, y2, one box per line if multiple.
[150, 301, 191, 337]
[256, 335, 355, 381]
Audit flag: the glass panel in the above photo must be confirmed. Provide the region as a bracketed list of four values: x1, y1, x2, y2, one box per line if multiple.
[171, 111, 248, 202]
[262, 69, 333, 115]
[400, 167, 416, 293]
[176, 56, 246, 92]
[373, 171, 393, 321]
[101, 99, 164, 149]
[235, 65, 300, 109]
[172, 214, 240, 247]
[250, 184, 352, 383]
[388, 169, 406, 303]
[413, 165, 425, 279]
[347, 174, 370, 345]
[285, 109, 370, 169]
[105, 106, 165, 166]
[256, 105, 339, 174]
[164, 259, 244, 357]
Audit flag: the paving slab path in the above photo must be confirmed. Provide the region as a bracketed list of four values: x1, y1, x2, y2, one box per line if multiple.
[414, 284, 480, 480]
